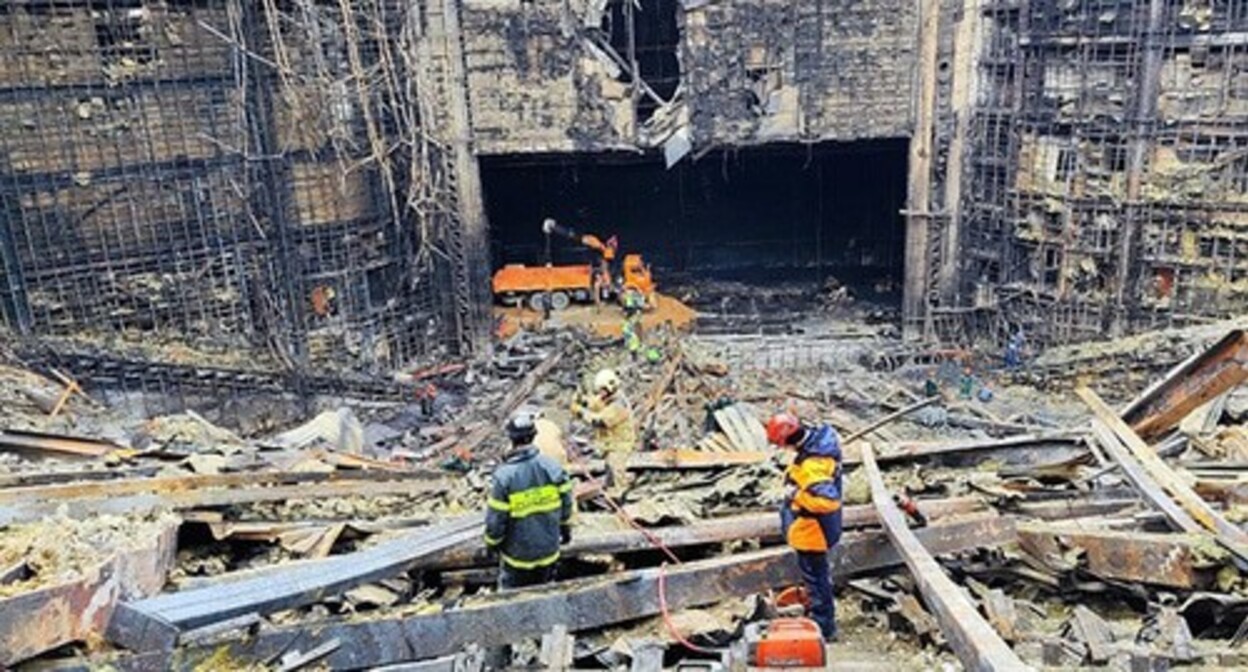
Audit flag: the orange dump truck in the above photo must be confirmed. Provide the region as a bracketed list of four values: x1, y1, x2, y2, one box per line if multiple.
[491, 263, 600, 311]
[493, 220, 657, 311]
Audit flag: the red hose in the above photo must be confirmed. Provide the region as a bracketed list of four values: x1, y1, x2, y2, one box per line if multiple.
[571, 446, 716, 653]
[659, 562, 718, 654]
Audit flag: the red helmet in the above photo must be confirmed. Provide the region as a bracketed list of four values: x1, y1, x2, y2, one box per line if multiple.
[766, 413, 802, 447]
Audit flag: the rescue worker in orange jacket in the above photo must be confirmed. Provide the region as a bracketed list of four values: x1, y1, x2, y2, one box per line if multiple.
[767, 412, 843, 642]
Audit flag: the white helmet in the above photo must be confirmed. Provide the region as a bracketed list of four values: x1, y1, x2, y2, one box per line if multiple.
[593, 369, 620, 396]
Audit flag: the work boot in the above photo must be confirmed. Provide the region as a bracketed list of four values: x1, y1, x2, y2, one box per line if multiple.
[824, 628, 839, 644]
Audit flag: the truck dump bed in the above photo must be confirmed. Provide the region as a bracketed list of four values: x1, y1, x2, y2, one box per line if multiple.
[491, 264, 593, 294]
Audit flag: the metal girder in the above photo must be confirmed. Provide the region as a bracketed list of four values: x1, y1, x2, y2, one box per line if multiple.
[1017, 523, 1222, 590]
[860, 444, 1030, 671]
[101, 516, 1018, 670]
[0, 519, 177, 666]
[107, 517, 483, 652]
[1079, 388, 1248, 559]
[1122, 330, 1248, 440]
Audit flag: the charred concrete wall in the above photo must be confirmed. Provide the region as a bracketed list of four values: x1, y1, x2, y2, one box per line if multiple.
[461, 0, 918, 155]
[944, 0, 1248, 346]
[0, 0, 485, 375]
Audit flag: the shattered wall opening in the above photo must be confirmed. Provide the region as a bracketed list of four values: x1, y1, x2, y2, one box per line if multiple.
[606, 0, 681, 123]
[481, 139, 908, 292]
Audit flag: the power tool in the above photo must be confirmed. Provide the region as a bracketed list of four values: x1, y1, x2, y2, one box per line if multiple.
[744, 618, 827, 668]
[894, 492, 928, 527]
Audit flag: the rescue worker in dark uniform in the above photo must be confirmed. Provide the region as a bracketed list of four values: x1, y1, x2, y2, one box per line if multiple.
[485, 411, 575, 588]
[767, 412, 844, 642]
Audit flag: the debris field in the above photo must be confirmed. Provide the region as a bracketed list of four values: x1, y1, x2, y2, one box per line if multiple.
[4, 291, 1248, 671]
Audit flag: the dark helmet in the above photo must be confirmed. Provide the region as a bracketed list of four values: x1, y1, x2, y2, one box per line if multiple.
[506, 411, 538, 444]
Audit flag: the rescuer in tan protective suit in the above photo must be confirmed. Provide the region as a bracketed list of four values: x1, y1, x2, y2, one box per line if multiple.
[571, 368, 636, 482]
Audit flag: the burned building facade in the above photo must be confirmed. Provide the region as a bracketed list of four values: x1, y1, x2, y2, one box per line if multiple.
[0, 0, 1246, 376]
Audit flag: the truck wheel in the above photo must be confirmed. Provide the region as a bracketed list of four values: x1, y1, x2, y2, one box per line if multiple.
[549, 291, 571, 311]
[527, 292, 547, 312]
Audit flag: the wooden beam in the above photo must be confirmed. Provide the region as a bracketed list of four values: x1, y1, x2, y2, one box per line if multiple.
[1078, 387, 1248, 553]
[106, 516, 1018, 669]
[107, 517, 484, 652]
[1121, 330, 1248, 440]
[178, 498, 992, 592]
[0, 478, 443, 525]
[1017, 523, 1223, 590]
[0, 429, 120, 458]
[427, 497, 990, 570]
[0, 468, 436, 504]
[842, 432, 1086, 468]
[1086, 421, 1202, 535]
[860, 444, 1028, 671]
[450, 345, 569, 457]
[638, 351, 683, 426]
[841, 396, 939, 444]
[626, 449, 770, 470]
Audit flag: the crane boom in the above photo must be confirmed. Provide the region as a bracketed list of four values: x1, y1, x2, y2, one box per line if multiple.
[542, 219, 616, 261]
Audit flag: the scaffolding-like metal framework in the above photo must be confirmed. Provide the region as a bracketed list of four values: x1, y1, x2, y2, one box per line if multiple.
[957, 0, 1248, 346]
[0, 0, 485, 381]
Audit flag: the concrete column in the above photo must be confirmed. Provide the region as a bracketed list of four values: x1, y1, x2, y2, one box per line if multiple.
[903, 0, 942, 339]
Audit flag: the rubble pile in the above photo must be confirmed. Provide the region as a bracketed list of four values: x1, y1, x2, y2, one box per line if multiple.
[4, 308, 1248, 670]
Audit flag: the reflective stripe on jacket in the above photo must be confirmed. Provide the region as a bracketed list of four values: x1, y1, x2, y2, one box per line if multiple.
[780, 425, 844, 552]
[485, 446, 574, 569]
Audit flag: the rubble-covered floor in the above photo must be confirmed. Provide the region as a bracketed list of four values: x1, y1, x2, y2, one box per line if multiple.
[4, 281, 1248, 670]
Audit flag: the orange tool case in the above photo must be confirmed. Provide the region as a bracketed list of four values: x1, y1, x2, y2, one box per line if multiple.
[748, 617, 827, 668]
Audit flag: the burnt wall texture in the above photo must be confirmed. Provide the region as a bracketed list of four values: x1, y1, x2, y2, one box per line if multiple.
[462, 0, 918, 154]
[0, 0, 484, 376]
[948, 0, 1248, 346]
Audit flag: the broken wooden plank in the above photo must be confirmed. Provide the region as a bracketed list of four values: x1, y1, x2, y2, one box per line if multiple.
[843, 432, 1086, 468]
[107, 516, 484, 652]
[1079, 387, 1248, 555]
[427, 496, 991, 570]
[626, 449, 770, 470]
[0, 478, 443, 525]
[860, 443, 1028, 671]
[183, 498, 993, 592]
[0, 465, 161, 489]
[1087, 420, 1203, 535]
[713, 407, 755, 451]
[1017, 522, 1225, 590]
[1122, 329, 1248, 440]
[108, 515, 1018, 669]
[451, 345, 570, 457]
[1071, 605, 1115, 664]
[842, 396, 940, 444]
[637, 350, 683, 425]
[0, 467, 435, 505]
[0, 519, 178, 666]
[0, 428, 121, 458]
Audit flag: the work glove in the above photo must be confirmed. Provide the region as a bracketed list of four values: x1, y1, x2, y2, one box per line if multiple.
[560, 525, 572, 545]
[484, 544, 500, 563]
[782, 483, 799, 503]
